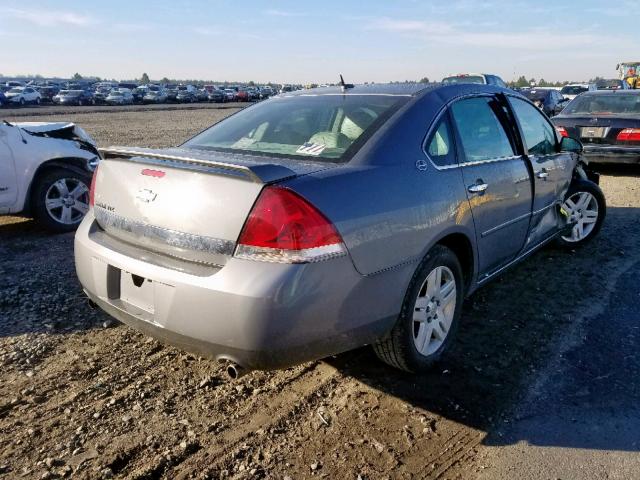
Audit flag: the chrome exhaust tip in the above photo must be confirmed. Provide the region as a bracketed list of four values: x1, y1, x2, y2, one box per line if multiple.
[226, 362, 248, 380]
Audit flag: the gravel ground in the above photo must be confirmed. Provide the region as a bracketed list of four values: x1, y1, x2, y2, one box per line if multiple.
[1, 105, 639, 479]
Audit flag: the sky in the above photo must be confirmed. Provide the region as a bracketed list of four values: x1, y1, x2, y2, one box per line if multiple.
[0, 0, 638, 84]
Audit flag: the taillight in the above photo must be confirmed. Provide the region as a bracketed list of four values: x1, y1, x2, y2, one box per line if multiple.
[616, 128, 640, 141]
[89, 164, 99, 207]
[235, 186, 346, 263]
[556, 126, 569, 138]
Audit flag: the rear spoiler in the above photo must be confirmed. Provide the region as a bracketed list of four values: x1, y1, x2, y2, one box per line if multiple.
[99, 146, 297, 184]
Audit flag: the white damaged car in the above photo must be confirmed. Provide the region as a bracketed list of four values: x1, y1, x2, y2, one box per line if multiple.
[0, 120, 100, 232]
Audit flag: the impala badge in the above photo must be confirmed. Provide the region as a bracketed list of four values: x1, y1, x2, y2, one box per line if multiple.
[136, 188, 157, 203]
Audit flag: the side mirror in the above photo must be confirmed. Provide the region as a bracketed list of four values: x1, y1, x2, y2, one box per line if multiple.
[560, 136, 583, 154]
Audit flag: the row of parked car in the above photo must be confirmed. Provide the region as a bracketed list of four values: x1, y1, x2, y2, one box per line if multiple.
[441, 73, 633, 118]
[0, 80, 295, 107]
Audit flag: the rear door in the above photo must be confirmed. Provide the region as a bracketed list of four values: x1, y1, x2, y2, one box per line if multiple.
[450, 96, 533, 276]
[508, 96, 575, 248]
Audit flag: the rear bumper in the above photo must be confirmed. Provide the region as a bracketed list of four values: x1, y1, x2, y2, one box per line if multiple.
[74, 213, 406, 370]
[583, 146, 640, 164]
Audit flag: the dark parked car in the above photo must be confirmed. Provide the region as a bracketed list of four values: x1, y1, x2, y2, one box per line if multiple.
[165, 86, 178, 102]
[520, 89, 569, 116]
[35, 85, 60, 103]
[143, 85, 168, 104]
[176, 90, 196, 103]
[52, 89, 94, 106]
[595, 79, 629, 91]
[132, 87, 148, 104]
[0, 91, 5, 107]
[92, 87, 112, 105]
[79, 83, 605, 375]
[552, 90, 640, 165]
[207, 89, 226, 103]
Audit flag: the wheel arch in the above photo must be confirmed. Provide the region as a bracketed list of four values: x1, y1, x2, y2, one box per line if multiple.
[23, 158, 92, 215]
[432, 230, 477, 294]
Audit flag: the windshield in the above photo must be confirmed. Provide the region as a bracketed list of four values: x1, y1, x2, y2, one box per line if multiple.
[8, 88, 23, 93]
[110, 91, 123, 96]
[522, 90, 549, 101]
[442, 75, 485, 84]
[183, 94, 408, 162]
[562, 94, 640, 115]
[596, 79, 623, 90]
[561, 86, 587, 95]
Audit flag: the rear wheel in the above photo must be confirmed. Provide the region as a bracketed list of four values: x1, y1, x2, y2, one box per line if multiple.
[373, 245, 464, 373]
[32, 168, 91, 233]
[557, 179, 606, 248]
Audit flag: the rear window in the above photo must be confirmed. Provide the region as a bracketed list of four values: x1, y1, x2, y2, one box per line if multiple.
[596, 79, 624, 90]
[442, 75, 485, 85]
[561, 86, 587, 95]
[562, 94, 640, 115]
[183, 94, 408, 162]
[522, 90, 550, 101]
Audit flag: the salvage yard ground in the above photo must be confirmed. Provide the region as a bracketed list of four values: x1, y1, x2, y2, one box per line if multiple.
[1, 104, 639, 479]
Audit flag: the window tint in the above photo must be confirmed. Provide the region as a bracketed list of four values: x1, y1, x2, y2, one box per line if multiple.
[510, 97, 557, 156]
[426, 116, 456, 166]
[184, 95, 407, 163]
[450, 97, 515, 162]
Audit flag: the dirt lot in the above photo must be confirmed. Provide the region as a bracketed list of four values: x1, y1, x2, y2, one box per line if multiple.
[1, 105, 639, 479]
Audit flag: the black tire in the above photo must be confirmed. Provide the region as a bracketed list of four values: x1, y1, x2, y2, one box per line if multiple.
[19, 98, 25, 106]
[373, 245, 465, 373]
[556, 179, 606, 248]
[35, 98, 41, 105]
[31, 168, 92, 233]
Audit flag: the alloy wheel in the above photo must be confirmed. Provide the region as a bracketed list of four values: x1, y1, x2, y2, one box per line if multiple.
[412, 265, 457, 356]
[44, 178, 89, 225]
[561, 191, 599, 243]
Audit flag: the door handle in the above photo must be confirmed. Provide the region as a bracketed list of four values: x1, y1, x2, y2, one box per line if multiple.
[467, 182, 488, 194]
[536, 170, 549, 179]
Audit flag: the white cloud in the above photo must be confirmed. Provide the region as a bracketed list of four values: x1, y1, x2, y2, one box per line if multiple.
[264, 9, 307, 18]
[367, 16, 611, 51]
[3, 7, 95, 27]
[193, 26, 222, 36]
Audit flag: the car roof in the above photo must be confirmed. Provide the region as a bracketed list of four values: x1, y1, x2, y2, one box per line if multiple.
[579, 89, 640, 95]
[281, 83, 435, 97]
[279, 82, 511, 100]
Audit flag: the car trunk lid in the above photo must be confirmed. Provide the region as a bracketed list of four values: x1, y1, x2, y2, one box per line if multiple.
[555, 115, 640, 146]
[94, 146, 334, 266]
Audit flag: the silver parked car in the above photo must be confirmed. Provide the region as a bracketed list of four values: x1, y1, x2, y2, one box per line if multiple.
[75, 84, 605, 377]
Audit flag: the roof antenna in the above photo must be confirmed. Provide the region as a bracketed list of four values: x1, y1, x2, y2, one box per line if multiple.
[339, 74, 354, 92]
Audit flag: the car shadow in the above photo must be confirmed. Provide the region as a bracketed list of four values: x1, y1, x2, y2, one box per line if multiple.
[591, 163, 640, 177]
[326, 205, 640, 452]
[0, 217, 109, 338]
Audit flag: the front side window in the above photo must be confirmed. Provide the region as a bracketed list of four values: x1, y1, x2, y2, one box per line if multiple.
[184, 94, 408, 162]
[450, 97, 515, 162]
[426, 116, 456, 166]
[510, 97, 557, 156]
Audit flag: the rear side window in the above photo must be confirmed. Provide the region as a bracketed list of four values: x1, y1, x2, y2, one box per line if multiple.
[450, 97, 515, 162]
[510, 97, 557, 155]
[426, 116, 456, 166]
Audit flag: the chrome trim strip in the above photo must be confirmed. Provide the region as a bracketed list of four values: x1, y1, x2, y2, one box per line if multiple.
[478, 231, 559, 285]
[532, 202, 557, 216]
[94, 207, 235, 256]
[481, 211, 531, 238]
[99, 147, 263, 183]
[234, 243, 347, 264]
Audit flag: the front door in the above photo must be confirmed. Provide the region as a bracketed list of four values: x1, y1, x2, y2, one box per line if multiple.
[450, 96, 533, 276]
[508, 96, 576, 249]
[0, 126, 17, 211]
